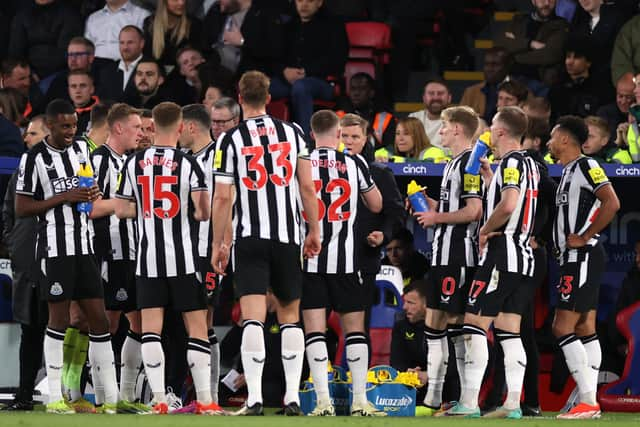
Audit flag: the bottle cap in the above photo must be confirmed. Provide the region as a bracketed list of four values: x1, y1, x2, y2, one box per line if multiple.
[78, 163, 93, 177]
[478, 130, 491, 147]
[407, 179, 426, 196]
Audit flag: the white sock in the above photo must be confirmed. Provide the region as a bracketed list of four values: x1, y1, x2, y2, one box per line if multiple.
[581, 334, 601, 405]
[281, 324, 304, 405]
[88, 333, 119, 405]
[346, 333, 369, 406]
[497, 330, 527, 410]
[44, 328, 66, 403]
[305, 333, 330, 404]
[188, 338, 212, 404]
[91, 361, 104, 405]
[460, 325, 488, 409]
[424, 327, 448, 408]
[120, 331, 142, 402]
[208, 329, 220, 404]
[241, 320, 265, 407]
[141, 333, 166, 403]
[449, 325, 466, 387]
[558, 334, 595, 405]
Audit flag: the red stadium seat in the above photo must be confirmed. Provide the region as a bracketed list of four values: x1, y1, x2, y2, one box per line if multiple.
[345, 22, 392, 65]
[266, 98, 290, 121]
[369, 328, 392, 366]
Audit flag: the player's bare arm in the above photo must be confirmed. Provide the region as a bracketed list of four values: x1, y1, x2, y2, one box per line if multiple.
[191, 189, 211, 221]
[567, 184, 620, 248]
[89, 197, 117, 219]
[415, 197, 482, 228]
[296, 157, 321, 258]
[114, 197, 137, 219]
[15, 184, 100, 217]
[361, 185, 382, 214]
[211, 182, 233, 274]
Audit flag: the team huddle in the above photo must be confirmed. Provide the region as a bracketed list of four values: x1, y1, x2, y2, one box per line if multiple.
[12, 70, 620, 418]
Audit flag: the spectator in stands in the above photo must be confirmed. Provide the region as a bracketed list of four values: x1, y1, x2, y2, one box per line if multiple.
[202, 0, 284, 79]
[548, 37, 613, 123]
[85, 0, 150, 64]
[497, 79, 530, 108]
[494, 0, 569, 86]
[46, 37, 97, 104]
[77, 103, 111, 151]
[460, 47, 512, 122]
[610, 15, 640, 87]
[390, 281, 427, 397]
[409, 79, 452, 149]
[67, 71, 100, 136]
[523, 116, 554, 164]
[199, 63, 236, 106]
[569, 0, 627, 82]
[270, 0, 348, 135]
[375, 117, 447, 163]
[522, 96, 552, 122]
[0, 90, 27, 157]
[381, 228, 429, 287]
[8, 0, 83, 81]
[164, 46, 206, 105]
[96, 25, 146, 102]
[210, 96, 240, 141]
[126, 58, 169, 109]
[336, 72, 396, 149]
[0, 117, 47, 411]
[138, 108, 154, 149]
[0, 59, 44, 118]
[143, 0, 203, 70]
[582, 115, 632, 164]
[597, 74, 636, 143]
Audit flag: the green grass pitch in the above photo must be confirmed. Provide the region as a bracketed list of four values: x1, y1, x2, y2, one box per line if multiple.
[1, 412, 640, 427]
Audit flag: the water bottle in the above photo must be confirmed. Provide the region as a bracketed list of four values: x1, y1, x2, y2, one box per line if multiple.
[465, 131, 491, 175]
[76, 163, 94, 213]
[407, 180, 429, 212]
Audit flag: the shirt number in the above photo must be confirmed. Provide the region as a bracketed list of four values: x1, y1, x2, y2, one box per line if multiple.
[241, 142, 293, 190]
[137, 175, 179, 219]
[303, 178, 352, 222]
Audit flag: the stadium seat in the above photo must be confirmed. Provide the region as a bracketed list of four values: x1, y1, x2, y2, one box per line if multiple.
[345, 22, 392, 65]
[266, 98, 290, 121]
[370, 266, 403, 329]
[369, 328, 392, 366]
[598, 301, 640, 412]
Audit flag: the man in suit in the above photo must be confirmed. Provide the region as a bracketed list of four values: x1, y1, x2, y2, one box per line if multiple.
[96, 25, 145, 102]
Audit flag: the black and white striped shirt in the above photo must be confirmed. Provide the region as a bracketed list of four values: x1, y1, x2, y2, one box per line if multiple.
[553, 156, 610, 265]
[15, 139, 94, 258]
[185, 141, 216, 258]
[91, 144, 136, 261]
[481, 150, 540, 277]
[431, 150, 482, 267]
[214, 115, 309, 245]
[115, 147, 207, 278]
[303, 149, 375, 274]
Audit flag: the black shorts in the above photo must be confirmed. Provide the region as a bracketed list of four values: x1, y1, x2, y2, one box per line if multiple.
[465, 263, 536, 318]
[136, 274, 207, 312]
[40, 255, 103, 302]
[233, 237, 302, 302]
[557, 244, 605, 313]
[102, 260, 137, 313]
[301, 272, 366, 313]
[197, 256, 221, 307]
[426, 266, 475, 314]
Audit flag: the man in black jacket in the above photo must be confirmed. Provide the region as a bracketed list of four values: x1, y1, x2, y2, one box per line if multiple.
[270, 0, 348, 135]
[0, 119, 48, 411]
[339, 113, 405, 319]
[202, 0, 284, 79]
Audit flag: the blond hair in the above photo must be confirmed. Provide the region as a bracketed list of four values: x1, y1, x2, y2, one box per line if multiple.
[340, 113, 368, 134]
[152, 0, 191, 61]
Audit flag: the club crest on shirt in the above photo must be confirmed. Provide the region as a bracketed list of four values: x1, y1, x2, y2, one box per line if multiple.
[588, 167, 607, 184]
[503, 167, 520, 185]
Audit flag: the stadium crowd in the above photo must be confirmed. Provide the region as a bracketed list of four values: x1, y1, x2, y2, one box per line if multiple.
[0, 0, 638, 420]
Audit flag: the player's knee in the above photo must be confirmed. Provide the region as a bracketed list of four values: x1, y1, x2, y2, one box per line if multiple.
[552, 321, 573, 338]
[574, 321, 595, 337]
